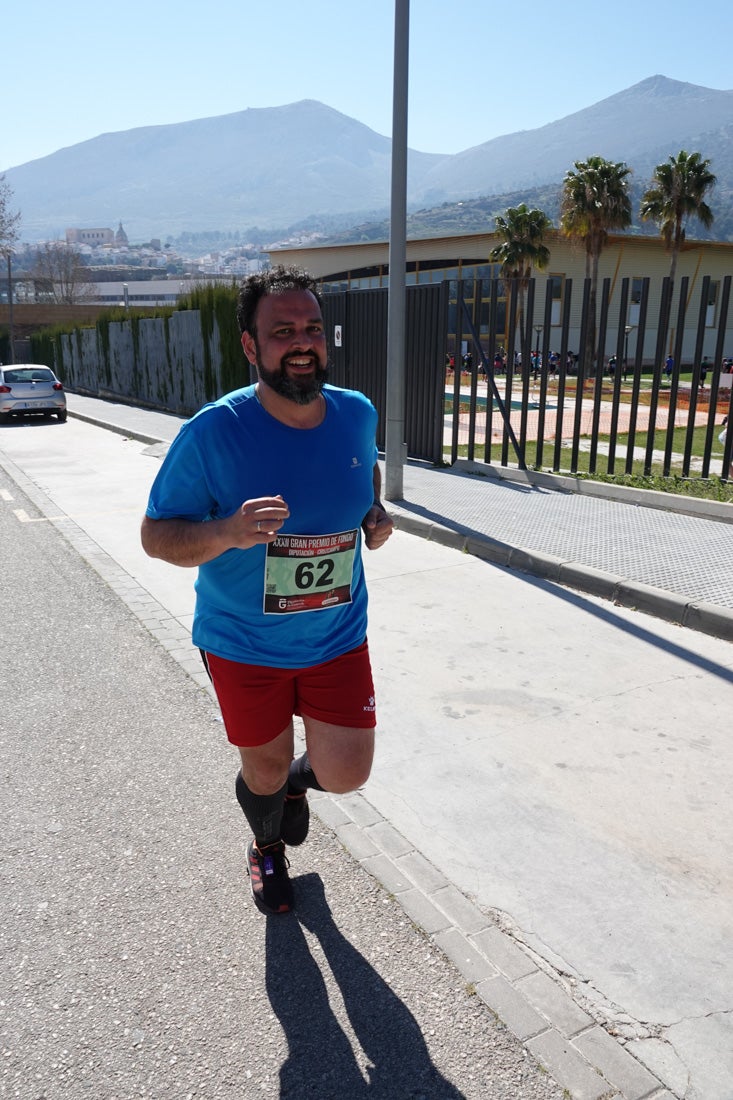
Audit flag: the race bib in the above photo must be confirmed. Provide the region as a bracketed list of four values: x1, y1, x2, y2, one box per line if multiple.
[263, 530, 358, 614]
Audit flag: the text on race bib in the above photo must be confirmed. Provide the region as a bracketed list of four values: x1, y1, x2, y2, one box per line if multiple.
[263, 530, 358, 614]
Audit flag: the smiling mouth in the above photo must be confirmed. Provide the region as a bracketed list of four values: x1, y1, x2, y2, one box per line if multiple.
[285, 356, 317, 371]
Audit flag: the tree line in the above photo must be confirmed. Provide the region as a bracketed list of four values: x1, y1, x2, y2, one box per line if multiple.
[0, 178, 94, 309]
[488, 150, 716, 365]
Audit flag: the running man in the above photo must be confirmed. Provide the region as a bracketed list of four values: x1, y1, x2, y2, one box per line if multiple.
[141, 266, 394, 915]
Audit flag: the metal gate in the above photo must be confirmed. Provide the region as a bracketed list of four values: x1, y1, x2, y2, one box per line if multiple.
[322, 282, 449, 463]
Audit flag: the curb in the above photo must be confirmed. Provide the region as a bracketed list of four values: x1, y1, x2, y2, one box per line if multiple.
[456, 460, 733, 525]
[68, 408, 165, 447]
[389, 506, 733, 644]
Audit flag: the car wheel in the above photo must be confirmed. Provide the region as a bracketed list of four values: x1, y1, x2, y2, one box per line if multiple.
[57, 409, 68, 423]
[0, 411, 10, 425]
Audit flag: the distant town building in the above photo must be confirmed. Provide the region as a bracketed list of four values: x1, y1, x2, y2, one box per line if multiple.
[66, 227, 115, 246]
[115, 222, 129, 247]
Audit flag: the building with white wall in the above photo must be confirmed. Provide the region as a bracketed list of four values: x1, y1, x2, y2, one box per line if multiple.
[268, 231, 733, 365]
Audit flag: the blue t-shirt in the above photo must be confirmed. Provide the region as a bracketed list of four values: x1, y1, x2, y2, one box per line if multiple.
[146, 384, 378, 667]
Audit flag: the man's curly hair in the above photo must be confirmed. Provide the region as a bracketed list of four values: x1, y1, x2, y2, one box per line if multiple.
[236, 265, 322, 337]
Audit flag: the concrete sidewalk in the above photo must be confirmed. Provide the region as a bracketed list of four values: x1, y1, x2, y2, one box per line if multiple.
[2, 395, 732, 1099]
[68, 392, 733, 641]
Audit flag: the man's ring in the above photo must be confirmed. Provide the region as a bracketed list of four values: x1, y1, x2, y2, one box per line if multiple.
[257, 520, 261, 532]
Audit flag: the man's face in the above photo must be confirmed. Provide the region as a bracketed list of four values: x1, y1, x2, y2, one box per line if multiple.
[243, 289, 328, 405]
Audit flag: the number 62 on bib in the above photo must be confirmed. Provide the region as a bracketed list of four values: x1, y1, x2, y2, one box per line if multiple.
[263, 530, 358, 614]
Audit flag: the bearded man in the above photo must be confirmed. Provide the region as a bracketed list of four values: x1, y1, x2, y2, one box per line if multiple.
[141, 265, 393, 915]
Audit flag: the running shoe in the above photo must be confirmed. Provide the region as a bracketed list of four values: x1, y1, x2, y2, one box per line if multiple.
[280, 791, 310, 847]
[246, 839, 293, 915]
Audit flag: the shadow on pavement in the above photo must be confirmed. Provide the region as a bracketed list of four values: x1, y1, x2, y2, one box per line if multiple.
[397, 502, 733, 685]
[547, 580, 733, 683]
[266, 873, 466, 1098]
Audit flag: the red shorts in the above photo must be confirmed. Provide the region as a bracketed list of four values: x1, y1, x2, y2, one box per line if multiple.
[203, 641, 376, 748]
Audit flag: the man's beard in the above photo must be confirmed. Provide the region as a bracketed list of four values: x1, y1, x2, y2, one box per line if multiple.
[257, 352, 328, 406]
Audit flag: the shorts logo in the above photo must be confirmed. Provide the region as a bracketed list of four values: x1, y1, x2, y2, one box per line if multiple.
[363, 695, 375, 712]
[351, 456, 362, 468]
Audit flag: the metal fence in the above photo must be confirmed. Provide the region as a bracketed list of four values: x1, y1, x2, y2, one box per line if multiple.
[445, 275, 733, 481]
[47, 275, 733, 480]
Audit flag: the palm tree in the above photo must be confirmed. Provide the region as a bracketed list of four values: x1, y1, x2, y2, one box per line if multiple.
[639, 150, 716, 284]
[489, 204, 551, 352]
[560, 156, 632, 369]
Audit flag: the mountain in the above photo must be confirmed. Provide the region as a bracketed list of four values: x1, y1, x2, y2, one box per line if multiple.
[4, 101, 443, 241]
[408, 76, 733, 203]
[4, 77, 733, 243]
[329, 116, 733, 245]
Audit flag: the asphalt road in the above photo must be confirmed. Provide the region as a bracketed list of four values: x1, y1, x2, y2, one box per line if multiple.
[4, 405, 733, 1099]
[0, 469, 565, 1098]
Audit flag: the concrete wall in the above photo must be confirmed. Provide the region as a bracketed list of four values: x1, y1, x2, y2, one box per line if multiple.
[57, 309, 225, 416]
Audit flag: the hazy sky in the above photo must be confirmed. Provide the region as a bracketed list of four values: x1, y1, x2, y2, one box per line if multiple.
[2, 0, 732, 170]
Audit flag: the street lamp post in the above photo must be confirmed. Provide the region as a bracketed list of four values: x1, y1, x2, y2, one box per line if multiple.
[122, 283, 129, 311]
[385, 0, 410, 501]
[6, 252, 15, 364]
[534, 325, 542, 381]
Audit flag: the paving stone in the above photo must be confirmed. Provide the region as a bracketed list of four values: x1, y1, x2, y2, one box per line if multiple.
[433, 927, 499, 985]
[397, 887, 452, 934]
[365, 819, 415, 857]
[527, 1030, 611, 1100]
[334, 791, 383, 827]
[516, 970, 593, 1038]
[395, 849, 450, 894]
[334, 821, 379, 860]
[572, 1026, 663, 1099]
[476, 975, 549, 1041]
[360, 853, 412, 895]
[167, 646, 200, 663]
[314, 799, 355, 830]
[622, 1039, 688, 1100]
[429, 884, 491, 934]
[471, 924, 538, 980]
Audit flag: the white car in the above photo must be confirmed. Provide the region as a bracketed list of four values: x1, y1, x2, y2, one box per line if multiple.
[0, 364, 67, 423]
